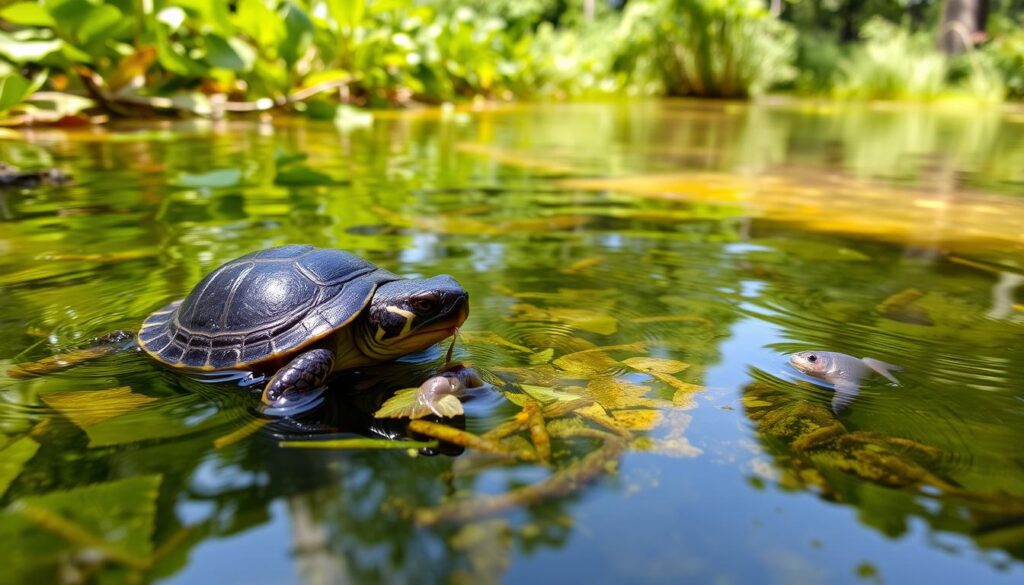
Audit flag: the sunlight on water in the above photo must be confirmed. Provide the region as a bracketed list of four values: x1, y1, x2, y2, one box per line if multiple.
[0, 101, 1022, 584]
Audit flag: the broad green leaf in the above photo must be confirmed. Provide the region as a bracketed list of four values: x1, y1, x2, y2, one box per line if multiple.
[235, 0, 284, 51]
[0, 438, 39, 497]
[8, 474, 162, 557]
[171, 168, 243, 189]
[76, 3, 121, 48]
[279, 2, 313, 67]
[326, 0, 366, 29]
[0, 2, 56, 27]
[206, 35, 251, 72]
[0, 73, 34, 112]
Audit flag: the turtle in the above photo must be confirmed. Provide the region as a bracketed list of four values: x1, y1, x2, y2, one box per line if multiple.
[135, 245, 469, 408]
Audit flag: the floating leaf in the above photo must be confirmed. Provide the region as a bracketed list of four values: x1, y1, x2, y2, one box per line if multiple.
[611, 409, 663, 431]
[528, 348, 554, 365]
[171, 168, 243, 189]
[584, 377, 663, 410]
[0, 438, 39, 497]
[213, 418, 268, 449]
[518, 384, 583, 405]
[553, 349, 619, 376]
[622, 357, 690, 374]
[41, 387, 158, 430]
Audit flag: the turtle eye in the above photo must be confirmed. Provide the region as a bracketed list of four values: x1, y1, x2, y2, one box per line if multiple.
[808, 354, 817, 363]
[411, 296, 437, 314]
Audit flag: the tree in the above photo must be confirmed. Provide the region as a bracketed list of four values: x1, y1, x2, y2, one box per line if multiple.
[938, 0, 989, 53]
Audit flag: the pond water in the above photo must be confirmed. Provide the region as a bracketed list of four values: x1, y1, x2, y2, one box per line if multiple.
[1, 101, 1023, 584]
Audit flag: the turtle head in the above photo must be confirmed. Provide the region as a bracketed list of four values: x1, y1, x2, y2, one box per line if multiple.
[359, 275, 469, 360]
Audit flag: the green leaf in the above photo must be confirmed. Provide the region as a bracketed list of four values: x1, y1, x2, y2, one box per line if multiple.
[0, 438, 39, 497]
[75, 3, 121, 48]
[205, 34, 251, 72]
[325, 0, 366, 30]
[0, 73, 35, 112]
[171, 168, 243, 189]
[8, 475, 162, 557]
[279, 2, 313, 67]
[0, 2, 56, 27]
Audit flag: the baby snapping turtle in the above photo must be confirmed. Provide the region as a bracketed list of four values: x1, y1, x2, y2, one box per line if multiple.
[138, 245, 469, 407]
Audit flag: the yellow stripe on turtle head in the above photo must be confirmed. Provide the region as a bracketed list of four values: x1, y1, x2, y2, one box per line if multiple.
[385, 305, 416, 338]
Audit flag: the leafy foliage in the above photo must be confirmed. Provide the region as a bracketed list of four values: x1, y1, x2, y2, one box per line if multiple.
[610, 0, 797, 98]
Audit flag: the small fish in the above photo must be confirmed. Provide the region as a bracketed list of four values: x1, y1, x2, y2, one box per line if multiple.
[788, 351, 901, 413]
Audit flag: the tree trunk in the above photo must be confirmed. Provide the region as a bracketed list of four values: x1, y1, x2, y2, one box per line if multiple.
[938, 0, 989, 54]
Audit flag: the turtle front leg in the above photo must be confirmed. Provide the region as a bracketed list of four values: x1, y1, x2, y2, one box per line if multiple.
[261, 348, 335, 408]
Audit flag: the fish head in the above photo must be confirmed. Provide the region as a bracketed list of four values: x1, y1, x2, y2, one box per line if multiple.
[789, 351, 833, 378]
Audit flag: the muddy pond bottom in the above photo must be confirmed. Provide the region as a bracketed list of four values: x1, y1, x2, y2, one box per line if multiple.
[1, 101, 1023, 584]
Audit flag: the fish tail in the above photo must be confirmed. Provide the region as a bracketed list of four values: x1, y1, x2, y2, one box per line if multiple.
[861, 358, 901, 385]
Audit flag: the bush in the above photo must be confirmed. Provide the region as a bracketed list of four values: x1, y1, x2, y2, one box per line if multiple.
[610, 0, 797, 98]
[984, 30, 1024, 100]
[836, 18, 948, 100]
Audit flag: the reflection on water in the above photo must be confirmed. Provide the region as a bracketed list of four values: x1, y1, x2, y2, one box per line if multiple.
[1, 101, 1023, 584]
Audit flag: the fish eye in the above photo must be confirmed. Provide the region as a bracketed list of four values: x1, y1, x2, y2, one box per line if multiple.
[411, 296, 437, 313]
[808, 354, 817, 363]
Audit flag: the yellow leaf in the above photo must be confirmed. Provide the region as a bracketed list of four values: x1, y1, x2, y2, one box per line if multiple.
[611, 409, 662, 431]
[623, 357, 690, 374]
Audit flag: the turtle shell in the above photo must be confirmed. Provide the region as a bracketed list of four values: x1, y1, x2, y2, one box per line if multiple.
[138, 245, 398, 370]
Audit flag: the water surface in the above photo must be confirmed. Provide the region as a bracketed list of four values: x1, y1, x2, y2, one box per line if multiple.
[1, 101, 1023, 584]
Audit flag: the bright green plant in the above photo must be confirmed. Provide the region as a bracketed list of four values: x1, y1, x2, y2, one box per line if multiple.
[610, 0, 797, 98]
[835, 18, 949, 100]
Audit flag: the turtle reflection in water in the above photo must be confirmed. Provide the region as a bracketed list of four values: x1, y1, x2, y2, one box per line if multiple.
[10, 245, 469, 412]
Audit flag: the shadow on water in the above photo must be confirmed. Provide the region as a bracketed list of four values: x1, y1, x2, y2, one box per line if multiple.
[0, 101, 1023, 583]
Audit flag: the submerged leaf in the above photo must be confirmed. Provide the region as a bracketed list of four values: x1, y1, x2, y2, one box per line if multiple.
[41, 387, 158, 429]
[517, 384, 583, 405]
[611, 409, 663, 431]
[552, 349, 619, 376]
[8, 475, 162, 558]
